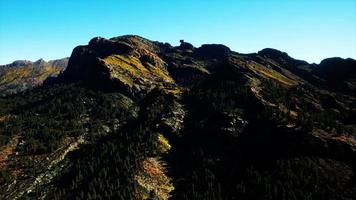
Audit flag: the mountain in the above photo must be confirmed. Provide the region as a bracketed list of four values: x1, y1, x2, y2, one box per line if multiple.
[0, 35, 355, 200]
[313, 57, 356, 93]
[0, 58, 68, 95]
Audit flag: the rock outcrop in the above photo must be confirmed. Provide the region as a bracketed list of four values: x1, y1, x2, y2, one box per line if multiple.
[59, 36, 175, 96]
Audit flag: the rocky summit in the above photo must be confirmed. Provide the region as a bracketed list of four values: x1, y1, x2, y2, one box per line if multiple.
[0, 35, 355, 200]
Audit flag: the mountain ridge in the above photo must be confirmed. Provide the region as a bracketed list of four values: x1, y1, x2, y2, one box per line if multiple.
[0, 35, 355, 200]
[0, 58, 68, 95]
[52, 35, 356, 95]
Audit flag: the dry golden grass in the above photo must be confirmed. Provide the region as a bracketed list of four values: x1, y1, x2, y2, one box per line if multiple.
[145, 63, 174, 83]
[247, 61, 297, 86]
[0, 64, 62, 92]
[0, 135, 19, 170]
[103, 55, 174, 88]
[135, 157, 174, 200]
[164, 87, 183, 96]
[157, 134, 171, 154]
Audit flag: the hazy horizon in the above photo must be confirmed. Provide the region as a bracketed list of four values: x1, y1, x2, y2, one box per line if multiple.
[1, 0, 355, 65]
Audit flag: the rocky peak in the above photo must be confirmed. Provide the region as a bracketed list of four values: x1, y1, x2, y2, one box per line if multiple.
[48, 58, 69, 68]
[194, 44, 231, 60]
[59, 35, 174, 96]
[258, 48, 290, 59]
[88, 37, 134, 56]
[312, 57, 356, 93]
[34, 58, 46, 65]
[2, 60, 33, 68]
[316, 57, 356, 79]
[179, 40, 194, 50]
[255, 48, 310, 80]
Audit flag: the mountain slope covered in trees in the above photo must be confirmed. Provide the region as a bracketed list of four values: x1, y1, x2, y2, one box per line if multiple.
[0, 35, 355, 200]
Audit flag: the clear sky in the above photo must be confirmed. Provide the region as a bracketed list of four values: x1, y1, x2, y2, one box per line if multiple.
[0, 0, 355, 64]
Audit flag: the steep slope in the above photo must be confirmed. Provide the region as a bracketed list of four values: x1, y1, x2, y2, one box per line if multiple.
[0, 58, 68, 95]
[0, 35, 355, 200]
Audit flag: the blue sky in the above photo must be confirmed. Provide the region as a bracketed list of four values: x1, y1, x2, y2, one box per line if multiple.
[0, 0, 355, 64]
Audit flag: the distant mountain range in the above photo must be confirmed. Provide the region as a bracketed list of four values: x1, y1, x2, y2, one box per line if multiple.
[0, 35, 355, 200]
[0, 58, 68, 95]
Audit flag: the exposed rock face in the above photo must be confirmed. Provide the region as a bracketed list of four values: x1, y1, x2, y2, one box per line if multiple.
[0, 58, 68, 94]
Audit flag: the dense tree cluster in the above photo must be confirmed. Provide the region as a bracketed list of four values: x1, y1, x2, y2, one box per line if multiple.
[48, 89, 175, 200]
[166, 71, 355, 200]
[0, 70, 354, 199]
[0, 83, 137, 154]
